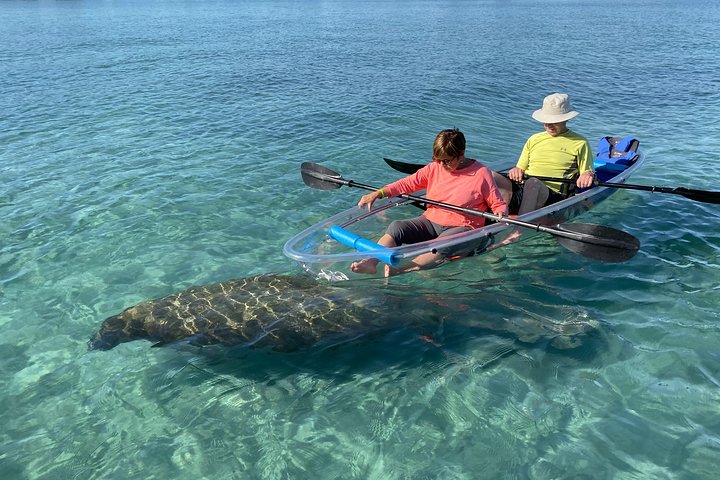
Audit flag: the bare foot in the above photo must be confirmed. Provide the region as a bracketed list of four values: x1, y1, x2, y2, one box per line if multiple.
[384, 263, 420, 277]
[504, 230, 522, 243]
[350, 258, 378, 274]
[487, 229, 522, 251]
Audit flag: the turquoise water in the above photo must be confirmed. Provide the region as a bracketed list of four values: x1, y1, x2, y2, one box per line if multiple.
[2, 0, 720, 478]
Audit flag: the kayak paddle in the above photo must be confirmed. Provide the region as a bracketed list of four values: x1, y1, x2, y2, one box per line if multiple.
[383, 157, 720, 205]
[301, 162, 640, 263]
[383, 157, 425, 174]
[525, 174, 720, 204]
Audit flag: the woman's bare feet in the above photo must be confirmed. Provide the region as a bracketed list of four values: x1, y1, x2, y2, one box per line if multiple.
[350, 258, 378, 274]
[487, 229, 523, 251]
[504, 230, 522, 243]
[384, 263, 421, 277]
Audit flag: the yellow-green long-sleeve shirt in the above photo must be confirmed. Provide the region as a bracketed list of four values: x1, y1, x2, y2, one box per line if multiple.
[517, 129, 593, 195]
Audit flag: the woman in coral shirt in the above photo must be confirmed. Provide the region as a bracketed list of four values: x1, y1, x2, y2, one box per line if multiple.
[351, 128, 507, 276]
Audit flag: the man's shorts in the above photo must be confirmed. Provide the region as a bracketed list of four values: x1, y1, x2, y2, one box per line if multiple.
[509, 181, 567, 215]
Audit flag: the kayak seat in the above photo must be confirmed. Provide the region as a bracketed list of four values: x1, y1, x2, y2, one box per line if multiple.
[595, 136, 640, 181]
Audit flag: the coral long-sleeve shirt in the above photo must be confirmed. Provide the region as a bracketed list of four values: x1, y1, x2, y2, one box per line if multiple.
[383, 160, 507, 229]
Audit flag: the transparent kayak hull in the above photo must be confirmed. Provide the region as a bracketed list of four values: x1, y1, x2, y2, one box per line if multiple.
[284, 152, 645, 282]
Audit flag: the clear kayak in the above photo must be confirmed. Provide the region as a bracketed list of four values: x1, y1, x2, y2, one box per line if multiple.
[284, 137, 645, 282]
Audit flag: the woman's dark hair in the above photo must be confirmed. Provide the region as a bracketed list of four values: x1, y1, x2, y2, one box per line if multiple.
[433, 128, 465, 158]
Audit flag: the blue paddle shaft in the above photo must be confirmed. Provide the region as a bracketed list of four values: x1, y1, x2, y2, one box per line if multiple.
[328, 225, 399, 266]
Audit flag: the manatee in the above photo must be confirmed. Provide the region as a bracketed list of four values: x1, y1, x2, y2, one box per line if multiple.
[88, 274, 386, 352]
[88, 273, 603, 354]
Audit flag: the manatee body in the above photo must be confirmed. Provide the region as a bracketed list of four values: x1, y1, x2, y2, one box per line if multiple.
[88, 274, 602, 353]
[88, 274, 382, 352]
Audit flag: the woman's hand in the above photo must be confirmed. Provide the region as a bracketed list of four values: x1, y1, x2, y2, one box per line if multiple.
[494, 205, 510, 219]
[358, 189, 383, 210]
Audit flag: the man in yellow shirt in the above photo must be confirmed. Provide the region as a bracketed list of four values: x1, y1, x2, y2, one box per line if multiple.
[494, 93, 595, 215]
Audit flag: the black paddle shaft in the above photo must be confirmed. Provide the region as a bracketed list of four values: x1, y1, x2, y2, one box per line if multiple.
[301, 162, 640, 262]
[527, 174, 720, 204]
[383, 157, 720, 204]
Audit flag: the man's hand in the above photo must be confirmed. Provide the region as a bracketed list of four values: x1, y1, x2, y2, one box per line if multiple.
[576, 171, 595, 189]
[507, 167, 525, 183]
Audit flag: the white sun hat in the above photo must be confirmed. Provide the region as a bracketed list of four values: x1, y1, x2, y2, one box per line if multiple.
[532, 93, 579, 123]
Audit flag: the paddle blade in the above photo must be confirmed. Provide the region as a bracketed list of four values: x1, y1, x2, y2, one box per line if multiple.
[301, 162, 344, 190]
[383, 157, 424, 174]
[673, 187, 720, 204]
[554, 224, 640, 263]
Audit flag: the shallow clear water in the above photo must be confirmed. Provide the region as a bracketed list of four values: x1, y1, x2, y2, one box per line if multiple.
[2, 0, 719, 478]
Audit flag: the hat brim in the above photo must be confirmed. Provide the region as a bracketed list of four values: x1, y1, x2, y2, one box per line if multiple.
[532, 109, 579, 123]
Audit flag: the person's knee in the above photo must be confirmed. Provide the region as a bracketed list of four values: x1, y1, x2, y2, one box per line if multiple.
[523, 177, 544, 193]
[493, 173, 512, 204]
[385, 221, 404, 243]
[518, 178, 549, 213]
[493, 171, 510, 188]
